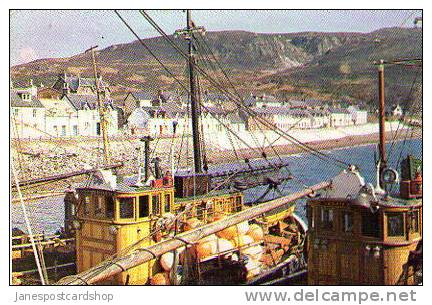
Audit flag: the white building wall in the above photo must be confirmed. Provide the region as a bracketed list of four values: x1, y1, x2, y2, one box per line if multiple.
[11, 107, 46, 139]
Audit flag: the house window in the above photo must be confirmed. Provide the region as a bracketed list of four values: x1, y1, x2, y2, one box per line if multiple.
[61, 125, 66, 136]
[119, 197, 135, 219]
[387, 213, 405, 237]
[72, 125, 78, 136]
[33, 109, 37, 117]
[320, 208, 334, 230]
[139, 195, 150, 218]
[151, 194, 161, 215]
[14, 109, 19, 116]
[53, 126, 58, 136]
[342, 212, 354, 233]
[362, 212, 380, 237]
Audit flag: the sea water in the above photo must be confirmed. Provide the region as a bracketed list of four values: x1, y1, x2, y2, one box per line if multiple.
[11, 139, 422, 234]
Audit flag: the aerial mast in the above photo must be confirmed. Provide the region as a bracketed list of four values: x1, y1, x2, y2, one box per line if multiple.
[377, 59, 387, 188]
[176, 10, 206, 173]
[87, 45, 111, 165]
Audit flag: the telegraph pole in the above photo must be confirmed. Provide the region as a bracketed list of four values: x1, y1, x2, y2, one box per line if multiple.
[176, 10, 206, 173]
[87, 46, 111, 165]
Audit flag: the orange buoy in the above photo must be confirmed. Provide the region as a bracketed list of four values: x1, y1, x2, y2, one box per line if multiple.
[197, 241, 216, 259]
[247, 224, 264, 242]
[160, 252, 174, 271]
[150, 272, 170, 285]
[184, 218, 202, 231]
[231, 234, 254, 248]
[216, 238, 235, 253]
[237, 221, 250, 235]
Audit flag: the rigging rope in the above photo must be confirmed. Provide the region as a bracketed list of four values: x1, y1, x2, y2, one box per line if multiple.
[136, 10, 350, 169]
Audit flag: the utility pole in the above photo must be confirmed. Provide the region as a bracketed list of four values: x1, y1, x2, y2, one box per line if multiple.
[175, 10, 206, 173]
[377, 59, 386, 188]
[87, 46, 111, 165]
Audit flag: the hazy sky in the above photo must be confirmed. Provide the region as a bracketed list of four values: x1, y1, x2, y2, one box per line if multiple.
[10, 10, 422, 66]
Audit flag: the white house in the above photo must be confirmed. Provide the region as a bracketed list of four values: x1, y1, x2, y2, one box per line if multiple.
[347, 105, 368, 125]
[64, 95, 119, 137]
[329, 108, 353, 127]
[10, 90, 46, 139]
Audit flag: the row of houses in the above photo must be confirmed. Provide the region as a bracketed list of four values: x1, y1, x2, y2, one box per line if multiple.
[11, 74, 390, 139]
[122, 91, 370, 136]
[11, 75, 118, 139]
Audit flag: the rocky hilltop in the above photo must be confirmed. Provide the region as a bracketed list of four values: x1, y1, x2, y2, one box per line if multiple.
[11, 27, 422, 105]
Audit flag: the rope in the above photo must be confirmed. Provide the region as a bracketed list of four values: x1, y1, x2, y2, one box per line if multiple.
[11, 154, 47, 285]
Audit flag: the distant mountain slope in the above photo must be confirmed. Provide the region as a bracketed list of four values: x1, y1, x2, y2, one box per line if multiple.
[10, 28, 422, 105]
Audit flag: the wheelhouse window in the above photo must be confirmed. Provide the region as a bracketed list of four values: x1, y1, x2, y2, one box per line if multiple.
[95, 196, 104, 216]
[106, 196, 115, 218]
[83, 195, 91, 215]
[235, 196, 242, 212]
[119, 197, 135, 219]
[139, 195, 149, 218]
[409, 210, 420, 233]
[151, 194, 161, 215]
[196, 201, 207, 220]
[320, 208, 334, 230]
[342, 212, 354, 233]
[164, 194, 171, 213]
[387, 213, 405, 237]
[362, 212, 380, 238]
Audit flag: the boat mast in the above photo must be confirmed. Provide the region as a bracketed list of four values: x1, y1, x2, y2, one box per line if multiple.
[88, 45, 111, 165]
[378, 59, 387, 188]
[186, 10, 204, 173]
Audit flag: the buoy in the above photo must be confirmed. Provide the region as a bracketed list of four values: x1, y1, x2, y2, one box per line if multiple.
[160, 252, 174, 271]
[199, 234, 217, 244]
[231, 234, 254, 248]
[246, 260, 261, 278]
[216, 225, 238, 240]
[216, 238, 235, 253]
[247, 224, 264, 242]
[197, 241, 216, 259]
[237, 221, 250, 235]
[243, 245, 263, 261]
[184, 218, 202, 231]
[150, 272, 170, 285]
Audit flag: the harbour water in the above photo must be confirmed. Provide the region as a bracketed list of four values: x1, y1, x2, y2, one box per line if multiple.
[11, 139, 422, 234]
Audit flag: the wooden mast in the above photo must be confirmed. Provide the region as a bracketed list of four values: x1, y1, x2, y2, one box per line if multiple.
[186, 10, 203, 173]
[88, 45, 111, 165]
[378, 59, 387, 188]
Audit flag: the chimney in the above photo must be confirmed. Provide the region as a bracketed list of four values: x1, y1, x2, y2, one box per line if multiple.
[63, 82, 70, 95]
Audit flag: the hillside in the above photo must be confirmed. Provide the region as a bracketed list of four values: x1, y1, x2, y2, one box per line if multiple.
[10, 28, 422, 106]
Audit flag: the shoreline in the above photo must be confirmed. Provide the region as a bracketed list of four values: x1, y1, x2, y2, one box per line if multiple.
[206, 129, 422, 164]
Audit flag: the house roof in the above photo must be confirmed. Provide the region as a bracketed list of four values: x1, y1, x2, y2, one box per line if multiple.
[328, 107, 351, 114]
[128, 92, 154, 101]
[288, 99, 327, 108]
[63, 94, 113, 110]
[55, 75, 109, 92]
[10, 91, 44, 108]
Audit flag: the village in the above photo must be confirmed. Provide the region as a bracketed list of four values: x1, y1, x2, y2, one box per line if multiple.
[11, 73, 406, 140]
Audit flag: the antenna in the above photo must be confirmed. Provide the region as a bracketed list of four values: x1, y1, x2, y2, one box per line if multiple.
[86, 45, 111, 165]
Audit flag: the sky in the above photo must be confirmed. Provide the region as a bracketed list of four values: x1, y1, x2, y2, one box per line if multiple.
[10, 10, 422, 66]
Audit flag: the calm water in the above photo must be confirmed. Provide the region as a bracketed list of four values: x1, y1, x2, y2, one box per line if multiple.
[11, 139, 422, 234]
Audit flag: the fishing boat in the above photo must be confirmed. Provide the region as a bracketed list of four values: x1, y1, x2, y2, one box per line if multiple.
[306, 59, 423, 285]
[10, 11, 422, 287]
